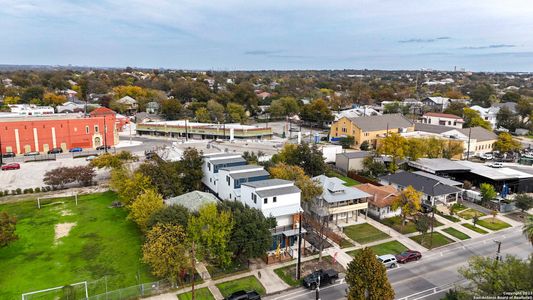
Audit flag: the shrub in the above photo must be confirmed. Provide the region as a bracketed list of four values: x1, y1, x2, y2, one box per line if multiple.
[23, 189, 29, 194]
[4, 190, 8, 196]
[0, 191, 4, 197]
[34, 187, 41, 193]
[28, 188, 34, 194]
[11, 190, 16, 195]
[16, 188, 22, 195]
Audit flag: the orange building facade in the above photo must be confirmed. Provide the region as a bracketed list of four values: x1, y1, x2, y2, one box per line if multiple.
[0, 113, 118, 155]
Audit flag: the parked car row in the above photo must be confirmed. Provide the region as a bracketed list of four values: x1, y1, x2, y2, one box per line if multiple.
[377, 250, 422, 269]
[1, 146, 116, 158]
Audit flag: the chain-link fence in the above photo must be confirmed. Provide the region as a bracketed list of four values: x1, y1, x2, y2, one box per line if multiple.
[87, 280, 171, 300]
[22, 282, 88, 300]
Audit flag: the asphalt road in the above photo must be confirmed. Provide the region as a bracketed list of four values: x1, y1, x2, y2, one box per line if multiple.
[265, 228, 531, 300]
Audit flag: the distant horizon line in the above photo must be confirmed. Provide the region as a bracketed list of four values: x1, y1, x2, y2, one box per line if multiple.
[0, 63, 531, 74]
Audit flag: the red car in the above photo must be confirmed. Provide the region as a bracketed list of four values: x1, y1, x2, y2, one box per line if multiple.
[395, 250, 422, 263]
[1, 163, 21, 171]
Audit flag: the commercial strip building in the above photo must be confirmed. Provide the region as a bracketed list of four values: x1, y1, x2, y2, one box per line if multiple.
[0, 110, 118, 155]
[408, 158, 533, 194]
[136, 120, 273, 140]
[420, 112, 464, 129]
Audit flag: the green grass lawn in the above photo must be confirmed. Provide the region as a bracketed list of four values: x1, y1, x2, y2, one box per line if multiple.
[476, 218, 512, 231]
[0, 191, 154, 299]
[410, 232, 453, 249]
[347, 240, 408, 257]
[177, 287, 215, 300]
[216, 275, 266, 298]
[339, 238, 354, 249]
[330, 172, 360, 186]
[437, 212, 461, 223]
[452, 203, 468, 211]
[380, 216, 417, 234]
[343, 223, 390, 244]
[206, 260, 249, 280]
[442, 227, 470, 240]
[461, 223, 488, 234]
[273, 266, 301, 287]
[458, 209, 486, 220]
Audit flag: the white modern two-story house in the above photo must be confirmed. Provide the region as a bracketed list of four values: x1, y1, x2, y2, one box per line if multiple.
[217, 165, 270, 201]
[202, 153, 247, 194]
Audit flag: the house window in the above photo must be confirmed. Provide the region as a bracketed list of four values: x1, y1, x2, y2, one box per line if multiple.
[342, 127, 347, 133]
[94, 125, 99, 133]
[226, 175, 230, 186]
[252, 193, 257, 204]
[273, 196, 277, 203]
[208, 163, 211, 171]
[264, 198, 268, 204]
[86, 126, 89, 134]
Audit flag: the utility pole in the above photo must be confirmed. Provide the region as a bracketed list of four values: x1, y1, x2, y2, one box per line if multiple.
[315, 275, 320, 300]
[103, 115, 108, 153]
[466, 127, 472, 160]
[296, 211, 303, 279]
[494, 240, 502, 262]
[191, 240, 196, 300]
[0, 133, 3, 166]
[429, 205, 436, 249]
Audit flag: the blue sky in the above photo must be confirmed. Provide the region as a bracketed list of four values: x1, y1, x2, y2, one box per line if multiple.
[0, 0, 532, 71]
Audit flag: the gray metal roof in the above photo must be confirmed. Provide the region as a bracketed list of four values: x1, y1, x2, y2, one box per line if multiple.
[337, 151, 372, 159]
[211, 157, 246, 165]
[220, 164, 263, 172]
[242, 178, 292, 188]
[256, 186, 301, 198]
[204, 152, 241, 159]
[348, 114, 413, 132]
[230, 169, 270, 180]
[313, 175, 371, 203]
[458, 127, 498, 142]
[164, 191, 220, 212]
[408, 158, 471, 174]
[413, 171, 463, 187]
[261, 203, 301, 218]
[380, 172, 462, 196]
[414, 123, 454, 134]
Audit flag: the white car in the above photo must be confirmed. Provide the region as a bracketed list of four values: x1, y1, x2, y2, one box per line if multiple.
[480, 153, 493, 160]
[377, 254, 398, 269]
[489, 162, 503, 168]
[85, 155, 97, 161]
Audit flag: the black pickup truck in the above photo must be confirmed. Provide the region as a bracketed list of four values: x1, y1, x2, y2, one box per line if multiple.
[225, 290, 261, 300]
[302, 269, 339, 289]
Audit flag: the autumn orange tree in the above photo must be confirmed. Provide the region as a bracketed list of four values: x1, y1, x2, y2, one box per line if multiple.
[391, 186, 422, 232]
[269, 163, 322, 202]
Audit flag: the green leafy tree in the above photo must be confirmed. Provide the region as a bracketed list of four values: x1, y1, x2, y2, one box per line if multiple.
[470, 83, 494, 107]
[142, 223, 190, 286]
[271, 143, 326, 176]
[479, 183, 497, 203]
[463, 108, 492, 130]
[459, 255, 533, 297]
[523, 215, 533, 246]
[147, 204, 190, 230]
[269, 163, 323, 202]
[161, 99, 183, 120]
[501, 91, 521, 103]
[362, 156, 387, 177]
[406, 138, 427, 161]
[219, 201, 275, 261]
[346, 247, 394, 300]
[179, 147, 204, 192]
[207, 99, 225, 122]
[493, 132, 521, 153]
[514, 193, 533, 213]
[340, 136, 355, 149]
[443, 102, 467, 117]
[472, 214, 480, 227]
[377, 133, 408, 172]
[516, 98, 533, 120]
[391, 186, 422, 232]
[0, 211, 18, 248]
[299, 98, 334, 126]
[227, 102, 248, 123]
[138, 158, 183, 198]
[415, 214, 431, 245]
[128, 189, 164, 231]
[195, 107, 211, 122]
[188, 204, 234, 267]
[90, 151, 137, 169]
[496, 107, 520, 131]
[359, 140, 370, 151]
[110, 168, 152, 205]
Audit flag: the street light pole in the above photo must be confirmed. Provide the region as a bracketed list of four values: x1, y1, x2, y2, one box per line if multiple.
[494, 240, 502, 262]
[296, 211, 303, 279]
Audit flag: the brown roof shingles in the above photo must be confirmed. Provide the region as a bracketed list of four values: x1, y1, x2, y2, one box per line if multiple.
[357, 183, 399, 208]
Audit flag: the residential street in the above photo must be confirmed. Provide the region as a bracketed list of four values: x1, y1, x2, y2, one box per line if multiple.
[265, 227, 531, 300]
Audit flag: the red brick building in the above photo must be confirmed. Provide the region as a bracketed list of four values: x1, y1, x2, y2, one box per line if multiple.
[0, 111, 118, 155]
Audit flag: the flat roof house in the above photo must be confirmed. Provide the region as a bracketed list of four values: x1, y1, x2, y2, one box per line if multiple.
[379, 171, 463, 205]
[335, 151, 372, 173]
[217, 165, 270, 201]
[420, 112, 464, 129]
[201, 153, 246, 194]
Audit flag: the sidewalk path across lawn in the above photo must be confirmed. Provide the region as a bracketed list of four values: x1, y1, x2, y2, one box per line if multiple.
[365, 218, 427, 252]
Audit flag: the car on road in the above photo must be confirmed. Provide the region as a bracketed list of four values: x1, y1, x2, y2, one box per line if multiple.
[377, 254, 398, 268]
[489, 162, 503, 168]
[479, 153, 493, 160]
[395, 250, 422, 263]
[48, 147, 63, 154]
[24, 151, 40, 156]
[420, 203, 433, 213]
[302, 269, 339, 289]
[85, 155, 97, 161]
[1, 152, 16, 158]
[1, 163, 20, 170]
[224, 290, 261, 300]
[69, 147, 83, 153]
[96, 145, 111, 150]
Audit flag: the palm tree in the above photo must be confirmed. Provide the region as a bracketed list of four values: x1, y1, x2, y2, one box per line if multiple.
[523, 215, 533, 247]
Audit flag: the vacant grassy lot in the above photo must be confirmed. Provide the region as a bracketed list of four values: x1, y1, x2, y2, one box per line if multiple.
[347, 240, 408, 257]
[216, 276, 266, 298]
[458, 209, 486, 220]
[0, 191, 154, 299]
[410, 232, 453, 249]
[343, 223, 390, 244]
[442, 227, 470, 240]
[462, 223, 488, 234]
[177, 287, 215, 300]
[380, 216, 417, 234]
[477, 218, 512, 231]
[330, 172, 360, 186]
[273, 255, 343, 287]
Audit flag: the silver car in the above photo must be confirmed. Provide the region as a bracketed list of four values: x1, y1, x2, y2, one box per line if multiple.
[377, 254, 397, 268]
